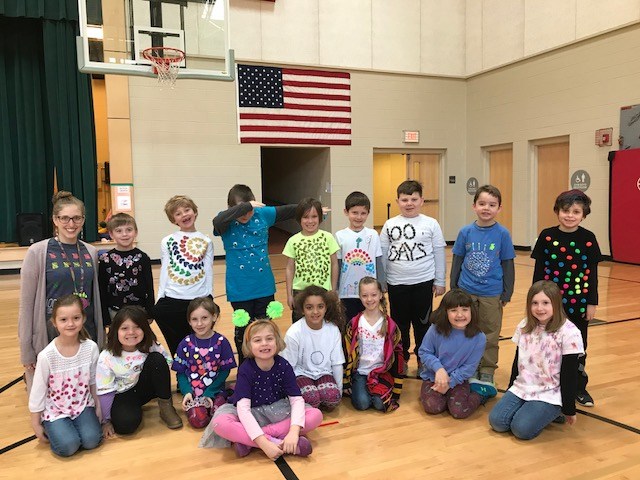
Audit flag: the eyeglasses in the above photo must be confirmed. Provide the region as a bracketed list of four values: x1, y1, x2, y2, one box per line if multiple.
[56, 215, 85, 224]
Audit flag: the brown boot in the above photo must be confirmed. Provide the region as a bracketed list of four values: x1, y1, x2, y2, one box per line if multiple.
[157, 398, 183, 429]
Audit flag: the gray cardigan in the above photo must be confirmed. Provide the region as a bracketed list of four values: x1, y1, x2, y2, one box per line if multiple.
[18, 238, 104, 365]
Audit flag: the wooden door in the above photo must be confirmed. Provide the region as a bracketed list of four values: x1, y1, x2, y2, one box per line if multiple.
[489, 149, 513, 232]
[537, 142, 569, 233]
[408, 154, 440, 221]
[373, 153, 406, 227]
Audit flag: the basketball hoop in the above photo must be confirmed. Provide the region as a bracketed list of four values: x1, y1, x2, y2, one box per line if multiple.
[142, 47, 185, 87]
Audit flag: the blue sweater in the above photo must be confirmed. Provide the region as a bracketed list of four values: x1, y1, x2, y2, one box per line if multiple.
[418, 325, 486, 388]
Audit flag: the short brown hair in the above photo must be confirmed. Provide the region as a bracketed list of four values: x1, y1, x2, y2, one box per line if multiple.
[52, 191, 85, 217]
[187, 297, 220, 321]
[227, 184, 255, 206]
[164, 195, 198, 223]
[50, 294, 90, 341]
[429, 289, 481, 338]
[106, 306, 157, 356]
[106, 212, 137, 232]
[553, 189, 591, 217]
[522, 280, 566, 334]
[241, 319, 286, 359]
[397, 180, 422, 197]
[473, 185, 502, 205]
[345, 191, 370, 211]
[295, 197, 323, 224]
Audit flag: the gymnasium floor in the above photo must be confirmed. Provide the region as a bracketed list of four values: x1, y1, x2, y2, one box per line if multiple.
[1, 249, 639, 479]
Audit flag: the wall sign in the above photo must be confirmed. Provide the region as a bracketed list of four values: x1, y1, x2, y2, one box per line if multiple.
[571, 170, 591, 191]
[466, 177, 479, 195]
[403, 130, 420, 143]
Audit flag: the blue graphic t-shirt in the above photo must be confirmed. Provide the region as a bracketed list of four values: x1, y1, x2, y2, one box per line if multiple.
[452, 222, 515, 297]
[216, 206, 277, 302]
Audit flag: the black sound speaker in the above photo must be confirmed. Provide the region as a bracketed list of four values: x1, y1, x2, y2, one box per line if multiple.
[17, 213, 45, 246]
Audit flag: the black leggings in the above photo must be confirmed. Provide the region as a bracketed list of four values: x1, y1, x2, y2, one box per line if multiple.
[230, 295, 274, 364]
[387, 280, 434, 360]
[111, 352, 172, 434]
[154, 296, 194, 357]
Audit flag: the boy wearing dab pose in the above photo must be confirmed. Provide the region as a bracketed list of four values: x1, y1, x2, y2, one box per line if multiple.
[213, 184, 297, 363]
[380, 180, 446, 375]
[98, 213, 155, 326]
[450, 185, 515, 398]
[335, 191, 385, 321]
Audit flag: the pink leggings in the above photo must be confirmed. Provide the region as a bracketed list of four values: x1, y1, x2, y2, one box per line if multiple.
[213, 407, 323, 447]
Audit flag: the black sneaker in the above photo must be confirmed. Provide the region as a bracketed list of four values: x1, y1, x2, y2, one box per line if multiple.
[576, 391, 594, 407]
[552, 414, 566, 424]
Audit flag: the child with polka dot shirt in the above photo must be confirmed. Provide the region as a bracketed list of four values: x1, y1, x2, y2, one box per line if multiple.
[28, 295, 102, 457]
[200, 320, 323, 459]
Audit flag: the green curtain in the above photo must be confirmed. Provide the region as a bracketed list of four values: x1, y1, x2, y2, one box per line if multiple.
[42, 20, 98, 242]
[0, 3, 98, 242]
[0, 0, 78, 21]
[0, 17, 52, 241]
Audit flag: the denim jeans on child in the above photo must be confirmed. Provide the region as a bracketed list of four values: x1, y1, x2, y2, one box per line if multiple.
[488, 390, 561, 440]
[350, 372, 385, 411]
[42, 407, 102, 457]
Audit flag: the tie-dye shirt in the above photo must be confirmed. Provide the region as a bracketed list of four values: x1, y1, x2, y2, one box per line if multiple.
[96, 343, 172, 394]
[510, 318, 584, 405]
[28, 339, 99, 422]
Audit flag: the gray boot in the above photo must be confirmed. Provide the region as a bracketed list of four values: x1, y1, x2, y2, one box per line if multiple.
[158, 398, 183, 429]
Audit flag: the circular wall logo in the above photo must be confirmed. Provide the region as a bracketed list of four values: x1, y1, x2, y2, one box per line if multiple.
[571, 170, 591, 191]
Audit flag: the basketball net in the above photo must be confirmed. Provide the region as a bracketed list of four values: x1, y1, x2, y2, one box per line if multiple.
[142, 47, 185, 88]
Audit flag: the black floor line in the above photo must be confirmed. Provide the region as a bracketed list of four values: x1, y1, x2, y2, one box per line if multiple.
[274, 456, 300, 480]
[0, 376, 22, 395]
[0, 435, 36, 455]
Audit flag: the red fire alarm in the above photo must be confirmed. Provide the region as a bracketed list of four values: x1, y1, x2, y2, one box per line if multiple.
[595, 128, 613, 147]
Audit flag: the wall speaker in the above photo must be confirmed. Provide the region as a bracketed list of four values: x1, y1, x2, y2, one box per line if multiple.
[17, 213, 45, 246]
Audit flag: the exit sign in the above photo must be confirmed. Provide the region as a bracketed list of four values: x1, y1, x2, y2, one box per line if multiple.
[403, 130, 420, 143]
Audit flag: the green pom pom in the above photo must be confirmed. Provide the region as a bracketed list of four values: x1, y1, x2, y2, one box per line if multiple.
[266, 301, 284, 320]
[232, 309, 250, 327]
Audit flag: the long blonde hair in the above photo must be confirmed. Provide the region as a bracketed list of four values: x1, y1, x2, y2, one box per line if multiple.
[358, 276, 389, 336]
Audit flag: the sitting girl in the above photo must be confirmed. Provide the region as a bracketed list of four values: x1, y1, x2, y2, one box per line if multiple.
[97, 306, 183, 436]
[489, 280, 584, 440]
[172, 297, 236, 428]
[418, 289, 486, 419]
[29, 295, 102, 457]
[343, 276, 404, 412]
[280, 286, 345, 410]
[200, 320, 323, 459]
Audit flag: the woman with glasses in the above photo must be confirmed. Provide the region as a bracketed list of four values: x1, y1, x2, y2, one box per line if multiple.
[19, 191, 104, 391]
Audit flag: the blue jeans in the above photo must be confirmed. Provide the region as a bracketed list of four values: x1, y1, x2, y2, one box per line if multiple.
[42, 407, 102, 457]
[489, 391, 561, 440]
[350, 373, 385, 411]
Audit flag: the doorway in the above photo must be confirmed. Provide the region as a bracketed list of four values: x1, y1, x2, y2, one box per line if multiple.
[488, 148, 513, 232]
[536, 142, 569, 233]
[373, 151, 441, 229]
[260, 147, 331, 251]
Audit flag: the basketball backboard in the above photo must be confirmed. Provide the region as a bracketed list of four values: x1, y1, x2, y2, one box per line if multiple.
[77, 0, 234, 81]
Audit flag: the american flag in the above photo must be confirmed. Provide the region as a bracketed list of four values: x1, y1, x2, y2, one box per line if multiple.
[237, 64, 351, 145]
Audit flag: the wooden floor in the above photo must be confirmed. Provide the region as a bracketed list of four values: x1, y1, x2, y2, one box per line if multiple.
[2, 250, 640, 479]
